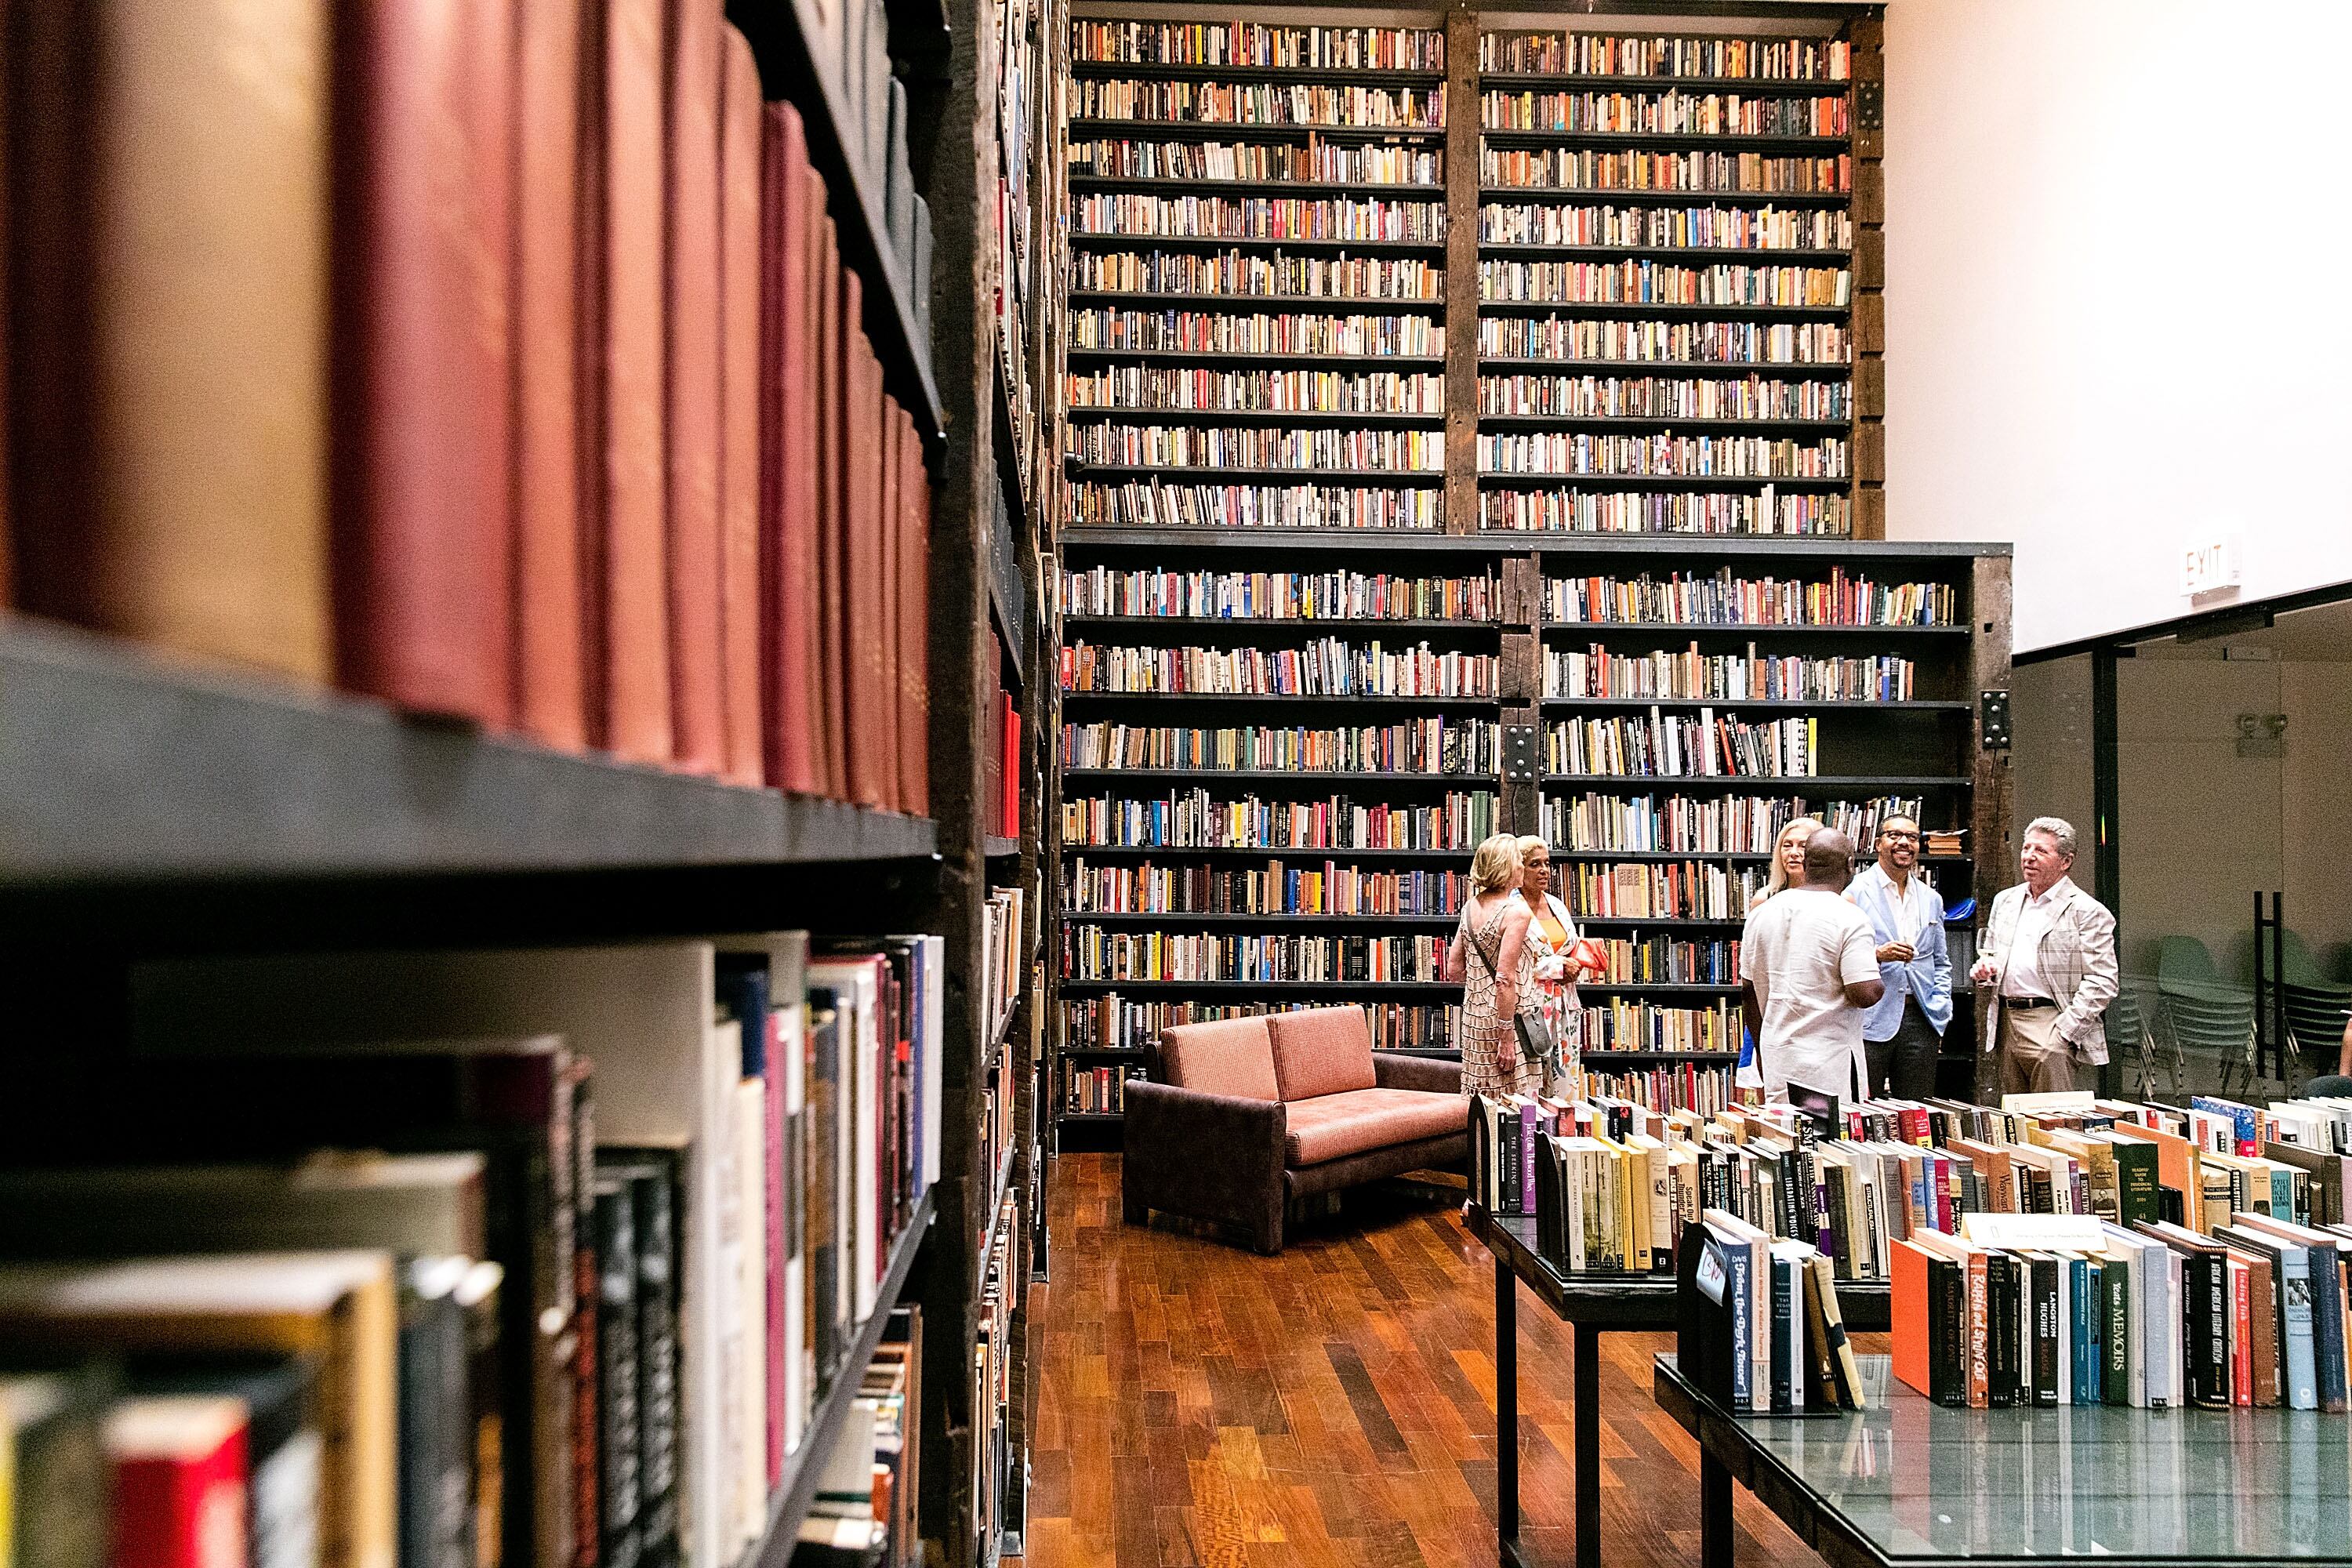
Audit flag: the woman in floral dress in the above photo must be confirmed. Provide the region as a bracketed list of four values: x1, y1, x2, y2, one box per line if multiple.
[1446, 833, 1545, 1100]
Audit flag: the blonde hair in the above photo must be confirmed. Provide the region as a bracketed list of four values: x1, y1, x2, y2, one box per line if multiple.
[1752, 815, 1826, 906]
[1468, 833, 1522, 895]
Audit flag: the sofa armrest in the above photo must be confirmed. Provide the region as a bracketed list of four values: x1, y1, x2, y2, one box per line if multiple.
[1373, 1052, 1462, 1095]
[1123, 1080, 1287, 1252]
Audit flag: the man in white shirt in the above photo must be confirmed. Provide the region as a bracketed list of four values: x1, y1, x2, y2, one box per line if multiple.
[1970, 816, 2119, 1094]
[1741, 827, 1886, 1104]
[1846, 815, 1952, 1098]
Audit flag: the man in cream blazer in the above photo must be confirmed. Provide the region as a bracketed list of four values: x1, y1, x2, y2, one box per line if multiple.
[1970, 816, 2119, 1094]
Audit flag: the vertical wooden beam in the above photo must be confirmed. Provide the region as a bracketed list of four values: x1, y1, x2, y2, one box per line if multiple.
[1443, 0, 1481, 535]
[1497, 554, 1541, 835]
[1969, 551, 2013, 1100]
[1848, 13, 1886, 539]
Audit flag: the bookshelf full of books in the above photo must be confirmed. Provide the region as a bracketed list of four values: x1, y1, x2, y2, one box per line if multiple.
[0, 1, 1039, 1566]
[1051, 3, 2000, 1138]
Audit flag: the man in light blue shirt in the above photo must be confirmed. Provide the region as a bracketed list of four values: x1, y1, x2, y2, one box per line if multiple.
[1844, 815, 1952, 1097]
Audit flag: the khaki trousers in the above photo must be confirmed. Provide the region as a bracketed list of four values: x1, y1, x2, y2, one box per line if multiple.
[1997, 1005, 2075, 1095]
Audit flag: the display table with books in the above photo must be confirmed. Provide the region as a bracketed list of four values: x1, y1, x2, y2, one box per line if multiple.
[1654, 1349, 2352, 1566]
[1468, 1206, 1889, 1568]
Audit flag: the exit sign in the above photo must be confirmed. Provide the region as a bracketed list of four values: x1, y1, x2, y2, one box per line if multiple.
[2181, 532, 2241, 597]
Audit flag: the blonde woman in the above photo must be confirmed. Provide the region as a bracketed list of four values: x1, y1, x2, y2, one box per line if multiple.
[1515, 833, 1589, 1091]
[1445, 833, 1544, 1099]
[1738, 815, 1824, 1090]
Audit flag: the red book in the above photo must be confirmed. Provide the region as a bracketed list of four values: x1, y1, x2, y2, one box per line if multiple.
[106, 1396, 250, 1568]
[840, 304, 885, 811]
[757, 107, 818, 794]
[663, 0, 724, 777]
[596, 0, 673, 764]
[897, 405, 930, 815]
[1002, 700, 1022, 839]
[717, 25, 764, 788]
[332, 0, 515, 726]
[874, 398, 904, 812]
[798, 167, 837, 795]
[512, 0, 589, 751]
[815, 252, 852, 800]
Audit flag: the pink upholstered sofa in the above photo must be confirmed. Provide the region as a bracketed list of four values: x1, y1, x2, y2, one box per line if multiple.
[1120, 1004, 1465, 1253]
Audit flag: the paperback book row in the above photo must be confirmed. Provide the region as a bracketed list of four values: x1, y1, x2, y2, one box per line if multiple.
[1073, 82, 1445, 129]
[5, 5, 931, 811]
[1542, 793, 1925, 856]
[1061, 717, 1501, 775]
[1065, 369, 1446, 416]
[1070, 139, 1444, 185]
[1479, 433, 1849, 481]
[1070, 249, 1442, 299]
[1072, 196, 1445, 245]
[1069, 309, 1445, 357]
[1061, 859, 1473, 917]
[1568, 858, 1771, 920]
[1546, 570, 1958, 630]
[1480, 488, 1850, 536]
[1062, 789, 1498, 851]
[1066, 423, 1444, 472]
[1479, 91, 1850, 138]
[0, 932, 943, 1568]
[1073, 22, 1445, 71]
[1549, 713, 1827, 779]
[1059, 641, 1495, 698]
[1544, 648, 1915, 702]
[1477, 318, 1851, 367]
[1478, 263, 1853, 311]
[1069, 481, 1443, 532]
[1478, 204, 1853, 252]
[1481, 374, 1851, 422]
[1062, 925, 1447, 983]
[793, 1308, 921, 1567]
[1058, 997, 1457, 1054]
[1058, 567, 1497, 622]
[1478, 148, 1852, 194]
[1478, 34, 1850, 82]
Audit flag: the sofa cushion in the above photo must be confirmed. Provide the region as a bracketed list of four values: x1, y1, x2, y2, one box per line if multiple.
[1265, 1006, 1377, 1102]
[1159, 1016, 1279, 1102]
[1283, 1087, 1465, 1167]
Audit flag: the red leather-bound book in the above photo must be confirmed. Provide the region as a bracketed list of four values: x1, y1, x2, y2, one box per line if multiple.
[595, 0, 673, 764]
[815, 243, 851, 801]
[513, 0, 589, 751]
[874, 397, 903, 814]
[332, 0, 514, 725]
[898, 405, 931, 816]
[717, 25, 764, 788]
[662, 0, 724, 777]
[757, 106, 818, 795]
[841, 312, 885, 811]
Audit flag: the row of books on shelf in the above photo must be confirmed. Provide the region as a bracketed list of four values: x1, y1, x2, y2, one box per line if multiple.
[1686, 1214, 1871, 1412]
[1059, 640, 1497, 698]
[1064, 1064, 1149, 1115]
[1480, 433, 1850, 481]
[1059, 999, 1458, 1055]
[1062, 927, 1449, 983]
[1071, 249, 1443, 299]
[5, 8, 931, 810]
[1072, 194, 1445, 243]
[1483, 373, 1850, 420]
[1478, 148, 1850, 195]
[971, 1194, 1023, 1555]
[1479, 90, 1849, 137]
[1062, 861, 1474, 917]
[985, 631, 1025, 844]
[1543, 793, 1924, 855]
[1066, 423, 1443, 471]
[0, 931, 940, 1568]
[1058, 566, 1497, 622]
[1566, 997, 1744, 1055]
[1070, 139, 1444, 185]
[1552, 713, 1828, 779]
[1543, 648, 1916, 702]
[1478, 318, 1851, 365]
[1479, 202, 1853, 251]
[1062, 789, 1498, 851]
[795, 1308, 921, 1567]
[811, 0, 935, 338]
[1062, 717, 1501, 775]
[1478, 34, 1851, 82]
[1069, 481, 1444, 531]
[1550, 570, 1957, 630]
[1070, 309, 1446, 356]
[1065, 368, 1446, 415]
[1480, 262, 1853, 310]
[982, 884, 1032, 1048]
[1073, 81, 1445, 129]
[1073, 22, 1445, 71]
[1480, 488, 1850, 535]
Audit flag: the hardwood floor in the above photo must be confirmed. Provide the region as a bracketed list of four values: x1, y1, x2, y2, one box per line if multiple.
[1025, 1152, 1851, 1568]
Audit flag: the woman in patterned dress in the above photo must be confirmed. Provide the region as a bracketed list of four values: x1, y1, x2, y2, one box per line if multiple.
[1515, 833, 1591, 1095]
[1445, 833, 1545, 1100]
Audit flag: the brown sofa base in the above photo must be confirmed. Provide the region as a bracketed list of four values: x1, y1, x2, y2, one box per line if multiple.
[1284, 1131, 1467, 1203]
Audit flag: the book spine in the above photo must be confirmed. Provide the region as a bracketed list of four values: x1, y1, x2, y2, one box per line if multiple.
[2103, 1258, 2130, 1406]
[2283, 1248, 2319, 1410]
[2315, 1244, 2348, 1413]
[1726, 1243, 1752, 1411]
[1769, 1252, 1794, 1414]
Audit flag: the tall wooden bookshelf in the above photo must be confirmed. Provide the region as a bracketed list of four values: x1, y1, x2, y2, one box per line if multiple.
[1048, 1, 2014, 1142]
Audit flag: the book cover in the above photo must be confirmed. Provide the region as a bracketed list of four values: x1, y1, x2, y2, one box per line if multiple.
[662, 0, 725, 778]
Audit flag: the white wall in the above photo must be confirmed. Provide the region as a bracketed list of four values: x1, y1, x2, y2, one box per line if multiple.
[1882, 0, 2352, 654]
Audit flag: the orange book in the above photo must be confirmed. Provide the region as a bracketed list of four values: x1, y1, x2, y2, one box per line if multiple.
[715, 24, 764, 786]
[897, 405, 931, 815]
[662, 0, 725, 777]
[875, 399, 905, 811]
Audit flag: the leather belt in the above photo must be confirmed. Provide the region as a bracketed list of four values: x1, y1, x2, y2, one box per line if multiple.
[2002, 994, 2060, 1010]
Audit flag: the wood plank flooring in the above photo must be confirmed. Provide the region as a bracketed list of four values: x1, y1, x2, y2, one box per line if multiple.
[1025, 1152, 1864, 1568]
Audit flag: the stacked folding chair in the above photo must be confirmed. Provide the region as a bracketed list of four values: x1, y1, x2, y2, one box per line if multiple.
[2283, 931, 2352, 1069]
[2157, 935, 2261, 1096]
